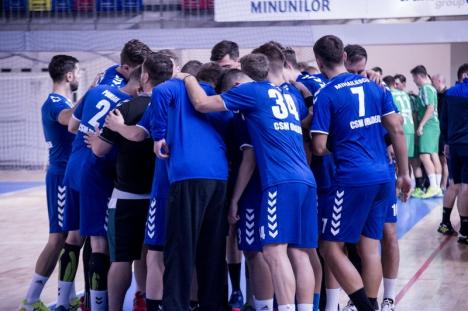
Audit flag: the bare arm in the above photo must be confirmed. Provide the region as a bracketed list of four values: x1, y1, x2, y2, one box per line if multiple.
[104, 109, 148, 142]
[68, 115, 80, 134]
[416, 105, 435, 136]
[311, 133, 330, 156]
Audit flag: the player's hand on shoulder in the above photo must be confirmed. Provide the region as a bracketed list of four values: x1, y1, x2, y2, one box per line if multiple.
[397, 174, 412, 202]
[173, 72, 191, 80]
[362, 69, 383, 86]
[105, 109, 124, 131]
[228, 201, 240, 225]
[91, 72, 104, 88]
[154, 139, 170, 159]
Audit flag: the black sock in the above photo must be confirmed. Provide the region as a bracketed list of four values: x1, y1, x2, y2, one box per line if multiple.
[349, 288, 373, 311]
[88, 252, 110, 291]
[59, 243, 81, 282]
[82, 238, 92, 308]
[146, 298, 162, 311]
[442, 207, 453, 224]
[460, 216, 468, 235]
[228, 263, 241, 291]
[368, 297, 378, 310]
[415, 177, 424, 189]
[190, 300, 199, 309]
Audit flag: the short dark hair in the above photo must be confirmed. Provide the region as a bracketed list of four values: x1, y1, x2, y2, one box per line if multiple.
[120, 39, 151, 67]
[196, 62, 224, 86]
[457, 63, 468, 81]
[372, 66, 383, 75]
[143, 52, 174, 86]
[158, 49, 180, 66]
[394, 74, 406, 83]
[48, 55, 79, 83]
[252, 43, 285, 73]
[283, 47, 299, 69]
[344, 44, 367, 65]
[313, 35, 344, 69]
[410, 65, 428, 77]
[210, 40, 240, 62]
[217, 68, 246, 93]
[383, 75, 395, 88]
[181, 60, 203, 76]
[128, 65, 142, 81]
[240, 53, 269, 81]
[266, 40, 285, 51]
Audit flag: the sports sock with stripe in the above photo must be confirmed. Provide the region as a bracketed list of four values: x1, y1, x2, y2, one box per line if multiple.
[89, 252, 110, 311]
[57, 243, 81, 308]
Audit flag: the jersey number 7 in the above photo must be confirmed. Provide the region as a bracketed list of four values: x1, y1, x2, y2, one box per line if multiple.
[351, 86, 365, 117]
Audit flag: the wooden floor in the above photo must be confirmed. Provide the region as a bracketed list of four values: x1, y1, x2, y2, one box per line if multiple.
[1, 171, 467, 310]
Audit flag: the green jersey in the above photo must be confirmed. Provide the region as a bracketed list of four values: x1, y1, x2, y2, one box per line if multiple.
[391, 89, 415, 135]
[417, 84, 439, 128]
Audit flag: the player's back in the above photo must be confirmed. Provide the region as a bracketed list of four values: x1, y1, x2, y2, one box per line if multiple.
[98, 65, 126, 87]
[314, 73, 394, 185]
[41, 93, 75, 173]
[391, 89, 414, 134]
[297, 72, 326, 95]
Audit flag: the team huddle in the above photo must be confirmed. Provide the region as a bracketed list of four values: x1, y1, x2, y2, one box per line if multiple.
[19, 35, 468, 311]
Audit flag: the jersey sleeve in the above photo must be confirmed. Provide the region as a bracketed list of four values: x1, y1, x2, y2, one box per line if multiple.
[48, 99, 71, 122]
[136, 104, 152, 137]
[150, 84, 172, 141]
[310, 91, 331, 135]
[382, 88, 398, 116]
[221, 83, 257, 112]
[420, 85, 437, 107]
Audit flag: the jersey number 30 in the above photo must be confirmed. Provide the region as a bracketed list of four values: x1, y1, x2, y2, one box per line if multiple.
[269, 89, 299, 121]
[89, 99, 111, 128]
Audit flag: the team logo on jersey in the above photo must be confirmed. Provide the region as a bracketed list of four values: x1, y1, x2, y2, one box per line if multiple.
[267, 191, 278, 239]
[245, 208, 255, 245]
[57, 185, 66, 228]
[50, 96, 62, 103]
[146, 199, 157, 239]
[330, 190, 344, 236]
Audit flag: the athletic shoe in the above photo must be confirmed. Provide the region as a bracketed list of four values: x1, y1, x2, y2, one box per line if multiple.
[18, 300, 49, 311]
[132, 291, 146, 311]
[381, 298, 395, 311]
[437, 222, 457, 236]
[189, 301, 200, 311]
[421, 186, 441, 199]
[411, 187, 425, 198]
[228, 290, 244, 308]
[68, 297, 81, 311]
[458, 233, 468, 245]
[342, 301, 357, 311]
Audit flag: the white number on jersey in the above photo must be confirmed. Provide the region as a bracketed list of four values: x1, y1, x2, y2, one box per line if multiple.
[269, 89, 300, 121]
[351, 86, 366, 117]
[88, 99, 111, 128]
[395, 95, 414, 126]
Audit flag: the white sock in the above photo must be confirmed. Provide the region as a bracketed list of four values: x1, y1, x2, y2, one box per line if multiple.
[254, 298, 274, 311]
[428, 174, 437, 188]
[90, 290, 108, 311]
[297, 304, 313, 311]
[325, 288, 341, 311]
[278, 304, 296, 311]
[57, 281, 73, 307]
[436, 174, 442, 187]
[25, 273, 48, 303]
[383, 278, 397, 301]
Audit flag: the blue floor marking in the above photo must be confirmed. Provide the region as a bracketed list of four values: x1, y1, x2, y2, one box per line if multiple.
[396, 197, 441, 239]
[0, 181, 44, 194]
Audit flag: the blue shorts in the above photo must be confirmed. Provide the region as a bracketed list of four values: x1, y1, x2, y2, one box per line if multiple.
[317, 188, 332, 236]
[144, 196, 168, 250]
[79, 158, 114, 237]
[63, 186, 80, 232]
[320, 182, 390, 243]
[384, 181, 398, 224]
[237, 187, 262, 252]
[45, 170, 67, 233]
[259, 183, 318, 248]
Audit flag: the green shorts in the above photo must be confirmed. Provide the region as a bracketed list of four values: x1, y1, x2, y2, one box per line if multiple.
[405, 133, 415, 158]
[419, 126, 440, 154]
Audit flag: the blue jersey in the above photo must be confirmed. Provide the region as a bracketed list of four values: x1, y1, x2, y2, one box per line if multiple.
[148, 79, 229, 183]
[98, 65, 126, 87]
[41, 93, 75, 173]
[221, 81, 315, 189]
[297, 73, 326, 95]
[311, 73, 396, 186]
[441, 78, 468, 146]
[65, 85, 132, 189]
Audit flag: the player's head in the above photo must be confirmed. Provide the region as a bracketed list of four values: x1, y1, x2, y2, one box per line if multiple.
[124, 65, 143, 96]
[383, 75, 396, 89]
[431, 74, 446, 92]
[372, 66, 383, 75]
[181, 60, 203, 76]
[410, 65, 429, 87]
[217, 68, 252, 93]
[344, 44, 367, 74]
[283, 47, 300, 71]
[158, 49, 181, 73]
[303, 64, 319, 75]
[48, 54, 80, 92]
[394, 74, 407, 91]
[457, 63, 468, 82]
[210, 40, 240, 69]
[196, 62, 224, 88]
[141, 52, 174, 89]
[265, 40, 285, 51]
[252, 43, 285, 76]
[313, 35, 345, 74]
[120, 39, 151, 79]
[239, 53, 269, 81]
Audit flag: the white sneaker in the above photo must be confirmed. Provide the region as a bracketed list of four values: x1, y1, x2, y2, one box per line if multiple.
[381, 298, 395, 311]
[342, 301, 357, 311]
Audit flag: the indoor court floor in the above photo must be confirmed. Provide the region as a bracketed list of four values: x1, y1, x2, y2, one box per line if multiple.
[1, 171, 467, 311]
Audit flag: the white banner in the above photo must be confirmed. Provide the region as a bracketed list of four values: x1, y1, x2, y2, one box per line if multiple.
[215, 0, 468, 22]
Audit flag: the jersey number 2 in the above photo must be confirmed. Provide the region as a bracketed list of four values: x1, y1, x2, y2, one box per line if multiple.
[89, 99, 111, 128]
[351, 86, 365, 117]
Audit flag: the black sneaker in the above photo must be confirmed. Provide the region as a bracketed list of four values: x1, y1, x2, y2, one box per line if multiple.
[437, 222, 456, 236]
[458, 233, 468, 244]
